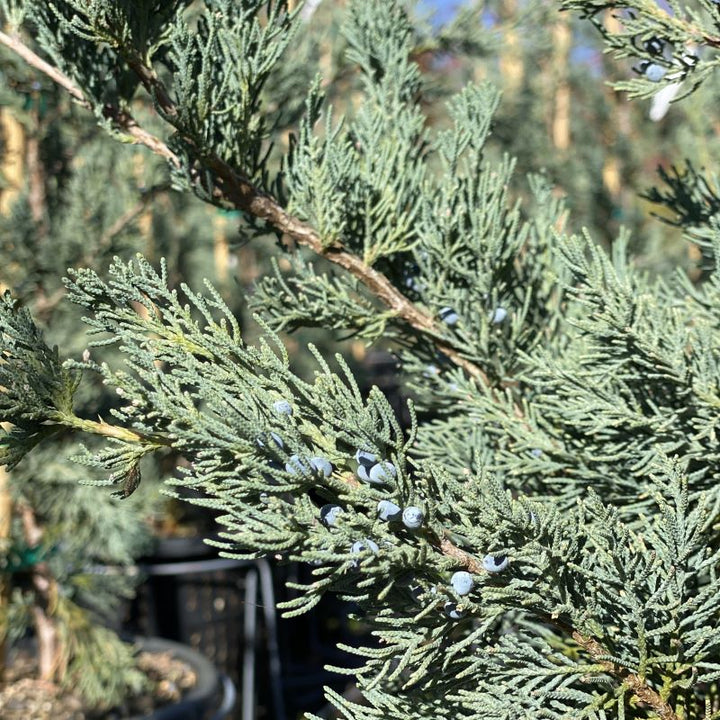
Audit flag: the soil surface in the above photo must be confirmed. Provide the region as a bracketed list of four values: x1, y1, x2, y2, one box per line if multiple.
[0, 647, 197, 719]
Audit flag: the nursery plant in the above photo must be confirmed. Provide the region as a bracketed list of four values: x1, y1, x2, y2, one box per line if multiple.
[0, 39, 162, 712]
[0, 14, 245, 714]
[2, 0, 720, 718]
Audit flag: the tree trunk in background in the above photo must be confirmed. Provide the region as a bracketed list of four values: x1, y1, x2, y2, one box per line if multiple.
[0, 108, 23, 680]
[26, 125, 48, 234]
[0, 108, 24, 215]
[602, 9, 632, 236]
[551, 16, 571, 151]
[602, 11, 622, 200]
[499, 0, 524, 98]
[19, 502, 61, 683]
[214, 214, 230, 287]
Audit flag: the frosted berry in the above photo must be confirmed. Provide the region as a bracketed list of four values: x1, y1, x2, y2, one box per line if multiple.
[351, 538, 379, 555]
[355, 449, 378, 467]
[257, 431, 284, 450]
[285, 454, 312, 475]
[489, 306, 508, 324]
[450, 571, 474, 596]
[423, 364, 440, 378]
[369, 461, 397, 484]
[272, 399, 293, 416]
[644, 37, 664, 56]
[350, 538, 380, 568]
[402, 506, 424, 529]
[377, 500, 402, 521]
[482, 554, 509, 573]
[645, 63, 666, 82]
[320, 504, 343, 527]
[439, 307, 459, 326]
[309, 457, 333, 477]
[530, 448, 543, 458]
[444, 601, 465, 620]
[356, 464, 374, 483]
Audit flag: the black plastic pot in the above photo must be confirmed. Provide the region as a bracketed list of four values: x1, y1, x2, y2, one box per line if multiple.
[126, 536, 284, 720]
[130, 637, 235, 720]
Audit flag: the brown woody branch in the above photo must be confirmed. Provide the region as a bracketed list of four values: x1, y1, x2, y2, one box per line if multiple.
[570, 631, 679, 720]
[0, 31, 178, 166]
[0, 29, 490, 385]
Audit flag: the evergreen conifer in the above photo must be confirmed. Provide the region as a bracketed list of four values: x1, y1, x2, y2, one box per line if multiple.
[2, 1, 720, 718]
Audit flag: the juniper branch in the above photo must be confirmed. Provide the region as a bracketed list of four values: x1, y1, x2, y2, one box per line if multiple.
[0, 30, 177, 164]
[565, 624, 680, 720]
[0, 29, 491, 387]
[439, 531, 679, 719]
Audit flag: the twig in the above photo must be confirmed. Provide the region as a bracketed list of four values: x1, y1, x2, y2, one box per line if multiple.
[99, 183, 171, 248]
[569, 627, 679, 720]
[0, 30, 179, 167]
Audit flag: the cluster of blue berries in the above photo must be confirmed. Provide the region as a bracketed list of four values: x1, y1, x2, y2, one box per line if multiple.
[256, 420, 334, 480]
[376, 499, 424, 529]
[319, 501, 424, 531]
[355, 449, 398, 485]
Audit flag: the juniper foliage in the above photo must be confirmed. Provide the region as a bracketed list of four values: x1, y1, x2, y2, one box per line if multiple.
[2, 1, 720, 719]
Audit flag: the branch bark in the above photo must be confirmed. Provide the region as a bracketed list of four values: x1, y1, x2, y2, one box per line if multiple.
[569, 630, 679, 720]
